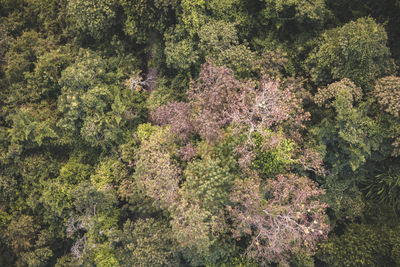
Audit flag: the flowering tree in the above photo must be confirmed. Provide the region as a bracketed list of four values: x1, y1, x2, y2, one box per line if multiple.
[146, 60, 328, 265]
[151, 102, 194, 142]
[374, 76, 400, 156]
[228, 174, 329, 265]
[188, 61, 241, 141]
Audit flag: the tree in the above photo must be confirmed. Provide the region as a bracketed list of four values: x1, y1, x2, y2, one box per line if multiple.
[26, 45, 73, 99]
[119, 0, 178, 44]
[373, 76, 400, 156]
[307, 17, 395, 89]
[188, 61, 241, 141]
[66, 182, 119, 264]
[151, 102, 194, 142]
[317, 223, 399, 267]
[57, 49, 147, 148]
[164, 25, 199, 71]
[90, 158, 128, 191]
[40, 159, 92, 226]
[363, 163, 400, 211]
[133, 125, 181, 208]
[3, 215, 36, 264]
[114, 218, 180, 267]
[66, 0, 117, 41]
[251, 131, 297, 178]
[4, 31, 55, 105]
[228, 174, 329, 265]
[261, 0, 330, 40]
[310, 79, 384, 223]
[312, 79, 382, 174]
[7, 104, 58, 151]
[164, 0, 250, 72]
[182, 157, 235, 214]
[57, 49, 108, 135]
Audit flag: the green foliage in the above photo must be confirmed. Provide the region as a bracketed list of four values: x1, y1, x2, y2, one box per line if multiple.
[5, 30, 52, 85]
[21, 246, 53, 267]
[310, 79, 388, 224]
[165, 0, 251, 73]
[40, 160, 92, 219]
[4, 31, 55, 106]
[317, 223, 398, 266]
[119, 0, 177, 44]
[322, 180, 365, 225]
[179, 0, 246, 36]
[2, 1, 400, 266]
[252, 131, 297, 178]
[57, 49, 107, 133]
[91, 158, 128, 191]
[94, 246, 120, 267]
[207, 256, 259, 267]
[261, 0, 331, 40]
[4, 215, 35, 256]
[57, 49, 147, 147]
[146, 77, 184, 110]
[27, 45, 74, 99]
[307, 17, 395, 89]
[114, 218, 179, 267]
[311, 79, 382, 175]
[58, 160, 92, 185]
[198, 20, 238, 55]
[8, 104, 58, 149]
[372, 76, 400, 156]
[135, 123, 160, 142]
[183, 157, 235, 213]
[25, 0, 66, 36]
[363, 163, 400, 211]
[164, 26, 199, 70]
[66, 0, 117, 41]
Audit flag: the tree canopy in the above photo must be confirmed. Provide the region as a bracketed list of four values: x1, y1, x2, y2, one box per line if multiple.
[1, 0, 400, 266]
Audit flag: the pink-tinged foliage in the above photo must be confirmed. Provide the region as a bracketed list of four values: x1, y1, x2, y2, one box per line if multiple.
[233, 143, 256, 171]
[373, 76, 400, 157]
[178, 142, 197, 161]
[151, 102, 194, 141]
[235, 78, 309, 145]
[188, 61, 241, 141]
[374, 76, 400, 117]
[231, 79, 303, 134]
[374, 76, 400, 156]
[229, 77, 310, 170]
[228, 174, 329, 265]
[153, 61, 310, 151]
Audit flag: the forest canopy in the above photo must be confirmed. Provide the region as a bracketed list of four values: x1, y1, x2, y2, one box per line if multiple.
[0, 0, 400, 266]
